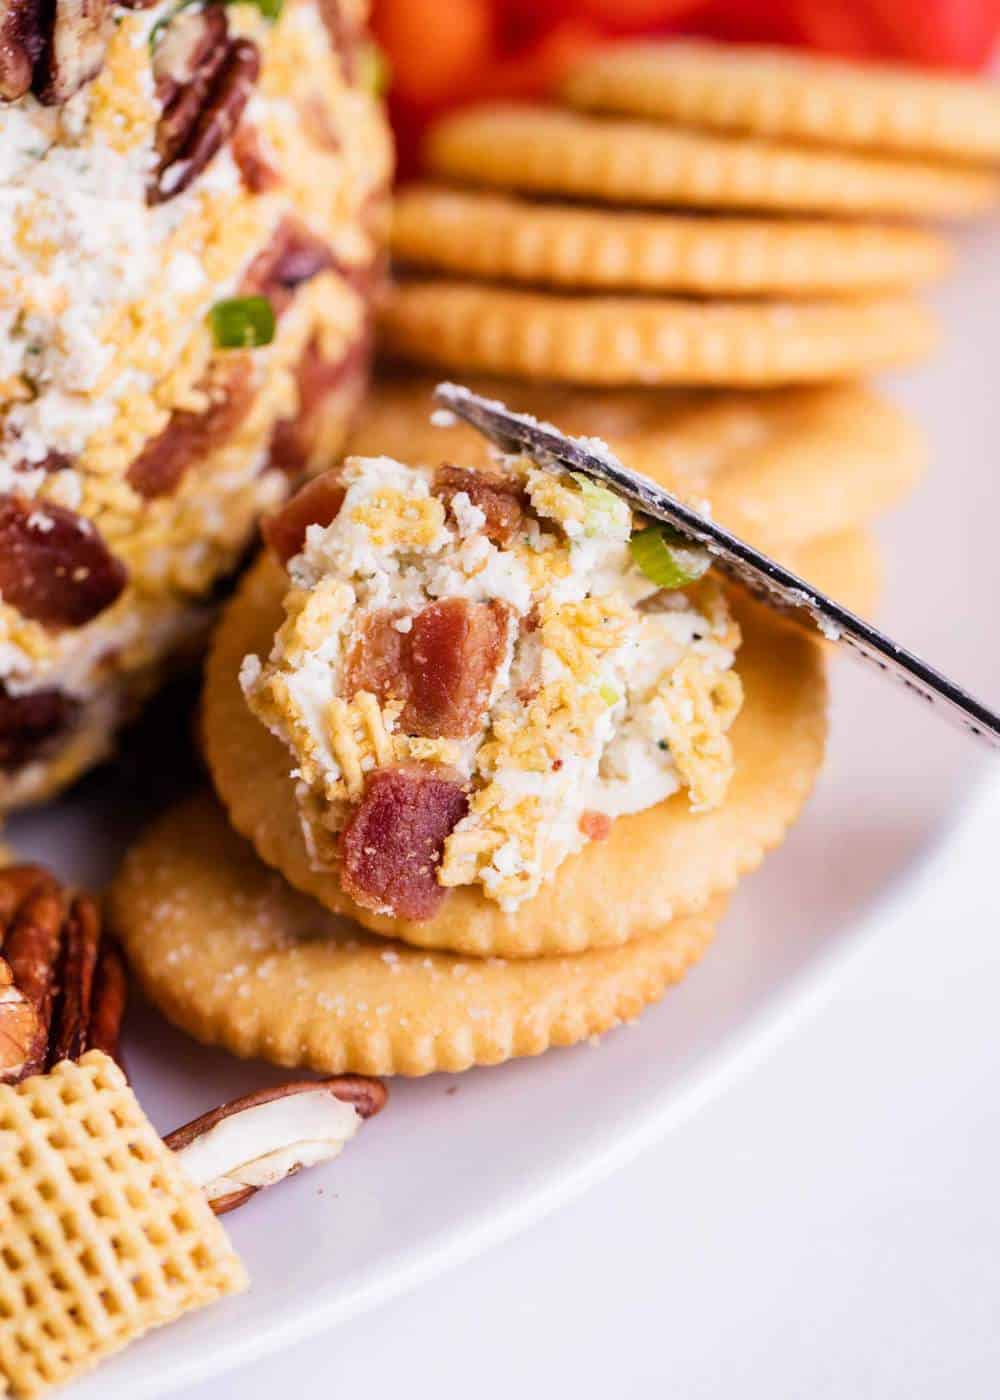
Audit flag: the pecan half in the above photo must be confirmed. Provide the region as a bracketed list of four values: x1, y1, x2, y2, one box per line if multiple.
[33, 0, 111, 105]
[0, 868, 64, 1079]
[165, 1075, 387, 1214]
[149, 7, 260, 206]
[0, 957, 42, 1084]
[0, 0, 43, 101]
[0, 863, 127, 1083]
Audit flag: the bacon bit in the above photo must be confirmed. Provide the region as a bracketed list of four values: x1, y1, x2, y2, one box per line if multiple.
[268, 327, 373, 477]
[579, 810, 612, 842]
[340, 765, 468, 920]
[346, 597, 512, 740]
[0, 685, 78, 772]
[406, 598, 510, 738]
[242, 217, 335, 319]
[232, 121, 281, 192]
[262, 468, 346, 567]
[128, 357, 253, 499]
[0, 495, 126, 629]
[344, 609, 405, 705]
[300, 92, 341, 151]
[433, 464, 525, 546]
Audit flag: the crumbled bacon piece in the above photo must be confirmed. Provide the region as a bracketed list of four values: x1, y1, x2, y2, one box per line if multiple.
[128, 357, 253, 498]
[346, 597, 512, 740]
[232, 121, 280, 192]
[268, 327, 373, 477]
[262, 468, 346, 566]
[0, 685, 78, 772]
[0, 495, 126, 629]
[242, 217, 335, 319]
[433, 464, 525, 547]
[579, 810, 612, 842]
[340, 765, 468, 920]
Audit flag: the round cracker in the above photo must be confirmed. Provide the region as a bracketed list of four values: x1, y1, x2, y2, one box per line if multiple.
[202, 556, 827, 958]
[351, 372, 923, 555]
[425, 106, 999, 220]
[562, 41, 1000, 167]
[108, 792, 723, 1076]
[392, 186, 950, 297]
[379, 279, 936, 387]
[786, 530, 882, 621]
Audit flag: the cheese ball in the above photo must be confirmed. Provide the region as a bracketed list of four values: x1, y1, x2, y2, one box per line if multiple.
[0, 0, 392, 808]
[242, 454, 743, 920]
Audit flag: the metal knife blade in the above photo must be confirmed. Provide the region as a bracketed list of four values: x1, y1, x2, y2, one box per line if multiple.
[433, 381, 1000, 752]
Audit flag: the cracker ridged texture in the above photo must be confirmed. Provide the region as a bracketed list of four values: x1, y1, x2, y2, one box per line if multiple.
[380, 279, 936, 386]
[201, 555, 827, 958]
[349, 372, 924, 554]
[0, 1052, 246, 1398]
[562, 40, 1000, 166]
[108, 793, 723, 1077]
[392, 186, 951, 296]
[425, 106, 999, 219]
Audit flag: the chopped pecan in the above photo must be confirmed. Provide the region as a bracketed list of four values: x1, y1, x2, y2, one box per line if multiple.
[1, 870, 64, 1079]
[149, 7, 260, 207]
[49, 894, 100, 1065]
[33, 0, 110, 105]
[0, 863, 127, 1083]
[0, 958, 43, 1084]
[165, 1076, 387, 1214]
[0, 683, 79, 772]
[86, 936, 127, 1063]
[0, 0, 43, 101]
[0, 494, 127, 629]
[341, 765, 469, 920]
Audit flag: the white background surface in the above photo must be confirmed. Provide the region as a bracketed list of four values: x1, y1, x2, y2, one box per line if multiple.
[163, 229, 1000, 1397]
[175, 774, 1000, 1400]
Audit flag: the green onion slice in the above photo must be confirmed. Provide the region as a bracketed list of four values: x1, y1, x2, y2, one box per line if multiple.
[570, 473, 631, 539]
[628, 524, 711, 590]
[209, 295, 276, 349]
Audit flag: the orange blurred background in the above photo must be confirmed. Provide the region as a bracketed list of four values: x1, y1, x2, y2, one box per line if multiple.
[373, 0, 1000, 175]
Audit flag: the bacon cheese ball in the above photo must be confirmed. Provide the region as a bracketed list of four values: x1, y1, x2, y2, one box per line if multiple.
[242, 453, 743, 920]
[0, 0, 391, 808]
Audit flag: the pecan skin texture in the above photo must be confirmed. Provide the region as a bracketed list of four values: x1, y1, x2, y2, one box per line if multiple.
[0, 0, 43, 101]
[33, 0, 111, 106]
[149, 12, 260, 207]
[165, 1076, 388, 1214]
[0, 863, 127, 1083]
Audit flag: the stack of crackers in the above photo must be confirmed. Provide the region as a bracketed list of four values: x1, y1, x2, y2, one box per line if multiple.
[379, 38, 1000, 602]
[104, 42, 1000, 1083]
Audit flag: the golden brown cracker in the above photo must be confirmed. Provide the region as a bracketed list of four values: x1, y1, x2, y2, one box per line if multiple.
[201, 555, 827, 958]
[379, 279, 936, 386]
[425, 105, 999, 220]
[786, 530, 882, 620]
[109, 792, 722, 1077]
[392, 186, 950, 296]
[351, 372, 923, 555]
[562, 40, 1000, 166]
[0, 1053, 246, 1398]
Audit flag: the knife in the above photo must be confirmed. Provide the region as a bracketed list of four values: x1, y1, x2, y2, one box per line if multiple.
[433, 381, 1000, 752]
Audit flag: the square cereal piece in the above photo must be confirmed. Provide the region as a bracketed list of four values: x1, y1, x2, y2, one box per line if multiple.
[0, 1051, 248, 1398]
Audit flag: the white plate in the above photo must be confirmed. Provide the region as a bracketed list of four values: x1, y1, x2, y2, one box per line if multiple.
[10, 218, 1000, 1398]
